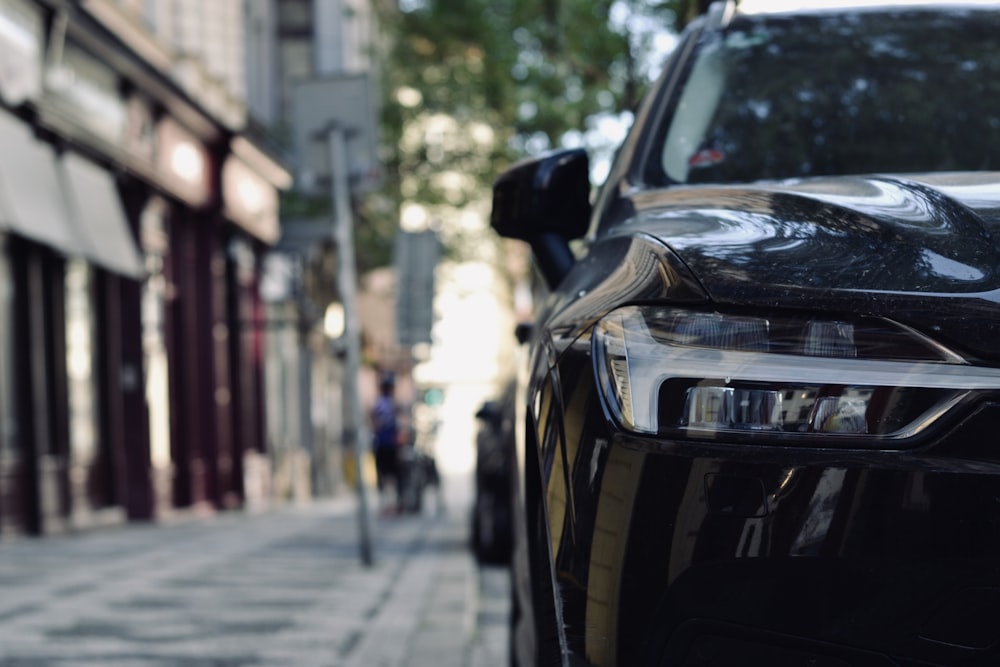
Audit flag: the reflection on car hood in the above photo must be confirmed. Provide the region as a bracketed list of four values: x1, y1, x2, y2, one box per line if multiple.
[617, 172, 1000, 358]
[625, 173, 1000, 294]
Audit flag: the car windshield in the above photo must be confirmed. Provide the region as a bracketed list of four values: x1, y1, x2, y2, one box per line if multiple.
[651, 8, 1000, 185]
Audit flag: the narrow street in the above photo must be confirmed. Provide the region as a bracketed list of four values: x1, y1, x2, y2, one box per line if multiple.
[0, 473, 510, 667]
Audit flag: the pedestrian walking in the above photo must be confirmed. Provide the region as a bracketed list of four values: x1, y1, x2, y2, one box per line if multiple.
[371, 372, 402, 514]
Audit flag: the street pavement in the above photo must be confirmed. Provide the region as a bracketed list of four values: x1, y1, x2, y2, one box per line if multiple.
[0, 473, 510, 667]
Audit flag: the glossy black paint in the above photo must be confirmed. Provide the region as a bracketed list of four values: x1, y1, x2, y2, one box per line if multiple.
[539, 351, 1000, 665]
[619, 176, 1000, 362]
[492, 3, 1000, 666]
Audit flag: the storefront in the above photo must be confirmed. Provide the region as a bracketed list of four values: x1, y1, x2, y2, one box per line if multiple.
[221, 141, 288, 509]
[0, 104, 149, 533]
[0, 0, 45, 533]
[0, 0, 288, 534]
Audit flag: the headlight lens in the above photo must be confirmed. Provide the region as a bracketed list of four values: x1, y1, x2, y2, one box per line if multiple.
[594, 306, 1000, 442]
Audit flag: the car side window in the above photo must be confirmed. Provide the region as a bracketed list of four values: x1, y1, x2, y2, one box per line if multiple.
[661, 35, 727, 184]
[649, 12, 1000, 187]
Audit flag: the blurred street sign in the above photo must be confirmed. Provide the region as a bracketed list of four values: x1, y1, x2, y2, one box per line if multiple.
[395, 230, 440, 346]
[276, 217, 334, 250]
[290, 74, 380, 196]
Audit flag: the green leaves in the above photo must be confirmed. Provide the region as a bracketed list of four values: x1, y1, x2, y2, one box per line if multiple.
[371, 0, 688, 268]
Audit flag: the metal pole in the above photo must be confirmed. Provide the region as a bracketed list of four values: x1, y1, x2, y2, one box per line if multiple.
[328, 125, 373, 566]
[298, 310, 315, 498]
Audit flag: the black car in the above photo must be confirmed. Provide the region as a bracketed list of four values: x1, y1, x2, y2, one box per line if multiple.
[471, 382, 517, 563]
[491, 2, 1000, 665]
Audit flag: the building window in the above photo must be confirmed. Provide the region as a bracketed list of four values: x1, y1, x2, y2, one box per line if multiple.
[277, 0, 312, 34]
[143, 0, 159, 32]
[279, 37, 313, 82]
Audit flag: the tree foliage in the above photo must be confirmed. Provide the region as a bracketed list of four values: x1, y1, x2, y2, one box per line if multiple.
[281, 0, 710, 274]
[372, 0, 697, 245]
[276, 0, 710, 274]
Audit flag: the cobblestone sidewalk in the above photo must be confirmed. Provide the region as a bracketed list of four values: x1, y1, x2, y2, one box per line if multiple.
[0, 475, 508, 667]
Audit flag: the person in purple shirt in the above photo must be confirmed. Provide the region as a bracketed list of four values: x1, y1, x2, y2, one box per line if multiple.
[371, 372, 401, 513]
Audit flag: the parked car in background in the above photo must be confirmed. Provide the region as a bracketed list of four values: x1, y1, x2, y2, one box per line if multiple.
[471, 382, 517, 563]
[492, 1, 1000, 665]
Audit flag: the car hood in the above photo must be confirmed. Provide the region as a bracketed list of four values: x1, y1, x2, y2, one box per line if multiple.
[615, 173, 1000, 359]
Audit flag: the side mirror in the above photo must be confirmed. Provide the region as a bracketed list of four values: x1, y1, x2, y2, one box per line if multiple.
[491, 149, 591, 287]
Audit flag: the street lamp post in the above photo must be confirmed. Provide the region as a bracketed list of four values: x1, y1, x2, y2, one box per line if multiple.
[328, 125, 373, 566]
[292, 74, 379, 566]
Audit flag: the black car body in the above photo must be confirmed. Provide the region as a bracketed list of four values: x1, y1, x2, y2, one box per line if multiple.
[491, 2, 1000, 665]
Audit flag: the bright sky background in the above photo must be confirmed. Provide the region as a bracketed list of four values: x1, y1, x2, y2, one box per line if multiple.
[408, 3, 681, 475]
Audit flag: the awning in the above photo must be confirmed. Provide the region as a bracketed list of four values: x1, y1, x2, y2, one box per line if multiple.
[0, 112, 145, 279]
[58, 152, 145, 279]
[0, 110, 78, 256]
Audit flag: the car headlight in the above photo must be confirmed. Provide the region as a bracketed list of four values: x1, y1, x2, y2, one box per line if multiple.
[594, 305, 1000, 443]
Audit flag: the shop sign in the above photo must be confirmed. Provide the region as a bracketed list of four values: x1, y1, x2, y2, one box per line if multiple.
[45, 42, 127, 146]
[156, 117, 212, 208]
[0, 0, 42, 105]
[222, 156, 279, 245]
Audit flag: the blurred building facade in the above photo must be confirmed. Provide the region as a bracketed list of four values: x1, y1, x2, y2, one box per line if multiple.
[0, 0, 290, 535]
[244, 0, 385, 499]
